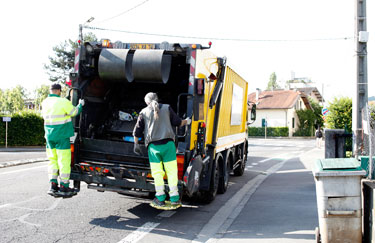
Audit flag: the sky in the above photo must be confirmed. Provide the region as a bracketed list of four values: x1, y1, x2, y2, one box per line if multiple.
[0, 0, 373, 104]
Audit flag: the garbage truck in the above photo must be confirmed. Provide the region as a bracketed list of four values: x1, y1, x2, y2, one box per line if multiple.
[69, 39, 255, 203]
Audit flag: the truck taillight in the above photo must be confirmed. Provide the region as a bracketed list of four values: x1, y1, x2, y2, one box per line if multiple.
[196, 79, 204, 95]
[177, 155, 185, 180]
[70, 144, 74, 167]
[102, 39, 111, 48]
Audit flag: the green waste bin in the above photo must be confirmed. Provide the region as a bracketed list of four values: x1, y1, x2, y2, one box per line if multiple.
[313, 158, 366, 243]
[360, 156, 375, 179]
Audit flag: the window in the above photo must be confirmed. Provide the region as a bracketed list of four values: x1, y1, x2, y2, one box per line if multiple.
[292, 117, 295, 128]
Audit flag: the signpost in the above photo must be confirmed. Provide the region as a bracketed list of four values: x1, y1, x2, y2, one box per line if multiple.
[2, 117, 11, 148]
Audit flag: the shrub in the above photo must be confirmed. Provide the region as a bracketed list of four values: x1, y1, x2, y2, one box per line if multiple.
[248, 127, 288, 137]
[0, 110, 45, 146]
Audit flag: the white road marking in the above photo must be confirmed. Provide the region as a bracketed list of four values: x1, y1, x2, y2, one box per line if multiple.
[251, 163, 258, 165]
[0, 196, 41, 209]
[117, 222, 160, 243]
[193, 156, 294, 243]
[0, 197, 62, 227]
[0, 164, 47, 175]
[156, 210, 176, 218]
[276, 169, 310, 174]
[19, 213, 42, 227]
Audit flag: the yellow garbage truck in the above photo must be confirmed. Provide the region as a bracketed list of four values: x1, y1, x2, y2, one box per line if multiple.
[69, 40, 255, 203]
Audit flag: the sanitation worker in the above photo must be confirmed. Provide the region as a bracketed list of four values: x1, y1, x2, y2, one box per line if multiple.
[133, 92, 191, 209]
[42, 83, 85, 197]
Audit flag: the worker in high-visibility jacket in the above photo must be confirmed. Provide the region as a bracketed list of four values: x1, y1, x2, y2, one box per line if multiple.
[42, 83, 85, 197]
[133, 92, 190, 209]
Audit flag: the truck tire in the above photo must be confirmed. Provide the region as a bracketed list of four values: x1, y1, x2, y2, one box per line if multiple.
[218, 150, 231, 194]
[199, 154, 220, 203]
[233, 143, 247, 176]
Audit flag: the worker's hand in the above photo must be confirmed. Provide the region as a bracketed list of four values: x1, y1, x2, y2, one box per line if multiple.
[184, 117, 191, 125]
[133, 143, 141, 155]
[78, 99, 85, 106]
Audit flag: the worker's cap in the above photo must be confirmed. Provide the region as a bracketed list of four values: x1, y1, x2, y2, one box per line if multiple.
[50, 83, 62, 90]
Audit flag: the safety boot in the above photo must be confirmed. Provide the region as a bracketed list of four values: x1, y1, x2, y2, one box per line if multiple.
[150, 198, 166, 209]
[55, 184, 77, 198]
[170, 199, 182, 209]
[47, 182, 59, 196]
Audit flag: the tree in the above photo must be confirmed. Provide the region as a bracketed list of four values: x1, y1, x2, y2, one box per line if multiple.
[34, 85, 50, 108]
[294, 109, 315, 136]
[0, 85, 26, 113]
[44, 32, 97, 84]
[309, 98, 324, 128]
[266, 72, 280, 90]
[0, 89, 3, 113]
[325, 97, 352, 131]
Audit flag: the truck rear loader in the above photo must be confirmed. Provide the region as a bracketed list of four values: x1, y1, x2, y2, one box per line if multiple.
[69, 40, 255, 203]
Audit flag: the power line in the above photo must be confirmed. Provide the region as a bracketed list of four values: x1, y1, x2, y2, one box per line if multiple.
[84, 25, 353, 42]
[95, 0, 150, 24]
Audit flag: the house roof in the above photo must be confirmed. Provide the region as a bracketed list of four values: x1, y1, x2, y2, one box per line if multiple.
[248, 90, 312, 110]
[296, 87, 324, 102]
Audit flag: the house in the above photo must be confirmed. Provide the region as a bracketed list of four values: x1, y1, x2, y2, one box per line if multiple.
[248, 90, 312, 137]
[295, 87, 324, 104]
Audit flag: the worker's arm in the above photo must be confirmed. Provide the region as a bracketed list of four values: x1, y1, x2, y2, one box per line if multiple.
[64, 98, 83, 117]
[133, 114, 145, 142]
[169, 106, 190, 127]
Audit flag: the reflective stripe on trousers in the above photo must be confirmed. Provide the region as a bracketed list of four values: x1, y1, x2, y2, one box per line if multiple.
[150, 160, 179, 197]
[46, 138, 71, 184]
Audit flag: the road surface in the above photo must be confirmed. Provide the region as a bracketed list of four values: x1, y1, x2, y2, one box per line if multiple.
[0, 138, 322, 243]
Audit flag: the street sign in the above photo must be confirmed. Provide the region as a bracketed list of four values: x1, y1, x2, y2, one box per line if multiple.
[2, 117, 11, 122]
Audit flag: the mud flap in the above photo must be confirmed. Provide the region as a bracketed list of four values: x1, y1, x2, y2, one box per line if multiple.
[183, 155, 203, 197]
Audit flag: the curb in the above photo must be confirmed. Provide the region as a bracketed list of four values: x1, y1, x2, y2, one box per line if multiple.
[0, 158, 48, 168]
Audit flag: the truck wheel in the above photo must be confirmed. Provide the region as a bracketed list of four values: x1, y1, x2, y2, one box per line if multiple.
[218, 151, 231, 194]
[200, 154, 220, 203]
[233, 143, 246, 176]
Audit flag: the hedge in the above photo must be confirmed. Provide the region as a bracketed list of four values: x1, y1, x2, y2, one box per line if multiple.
[0, 111, 45, 146]
[293, 128, 314, 137]
[248, 127, 289, 137]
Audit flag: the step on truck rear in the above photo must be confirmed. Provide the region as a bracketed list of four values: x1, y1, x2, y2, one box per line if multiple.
[69, 40, 255, 203]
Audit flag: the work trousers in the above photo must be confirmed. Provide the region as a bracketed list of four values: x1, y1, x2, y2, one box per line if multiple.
[148, 141, 179, 202]
[46, 138, 71, 185]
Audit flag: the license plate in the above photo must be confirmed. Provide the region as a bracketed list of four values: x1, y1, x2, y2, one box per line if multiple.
[130, 43, 155, 49]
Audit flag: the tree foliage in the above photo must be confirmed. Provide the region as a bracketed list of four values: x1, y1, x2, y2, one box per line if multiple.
[294, 109, 315, 136]
[34, 85, 50, 108]
[266, 72, 280, 90]
[44, 32, 97, 84]
[309, 97, 324, 128]
[325, 97, 352, 131]
[0, 85, 26, 114]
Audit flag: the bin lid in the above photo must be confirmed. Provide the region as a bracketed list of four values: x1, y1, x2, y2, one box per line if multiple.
[314, 158, 366, 177]
[315, 158, 362, 171]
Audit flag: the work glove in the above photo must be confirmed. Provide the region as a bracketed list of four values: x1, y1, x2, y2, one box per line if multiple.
[185, 117, 191, 125]
[78, 99, 85, 106]
[134, 143, 141, 155]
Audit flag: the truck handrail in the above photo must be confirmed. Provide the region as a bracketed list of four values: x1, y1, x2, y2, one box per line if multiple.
[177, 93, 193, 138]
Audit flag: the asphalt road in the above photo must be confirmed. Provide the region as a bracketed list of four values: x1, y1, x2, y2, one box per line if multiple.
[0, 138, 322, 243]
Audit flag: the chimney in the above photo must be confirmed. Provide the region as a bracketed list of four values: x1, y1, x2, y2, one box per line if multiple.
[256, 88, 260, 102]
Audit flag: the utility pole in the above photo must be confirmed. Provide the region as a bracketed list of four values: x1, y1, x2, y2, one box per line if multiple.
[353, 0, 368, 157]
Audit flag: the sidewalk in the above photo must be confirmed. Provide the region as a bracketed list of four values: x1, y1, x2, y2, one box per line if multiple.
[216, 147, 324, 243]
[0, 146, 47, 168]
[0, 146, 45, 152]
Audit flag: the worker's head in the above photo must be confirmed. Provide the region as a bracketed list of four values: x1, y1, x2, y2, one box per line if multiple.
[144, 92, 158, 105]
[144, 92, 159, 119]
[50, 83, 61, 96]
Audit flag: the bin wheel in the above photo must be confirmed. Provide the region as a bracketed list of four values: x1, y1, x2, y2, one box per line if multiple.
[315, 227, 321, 243]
